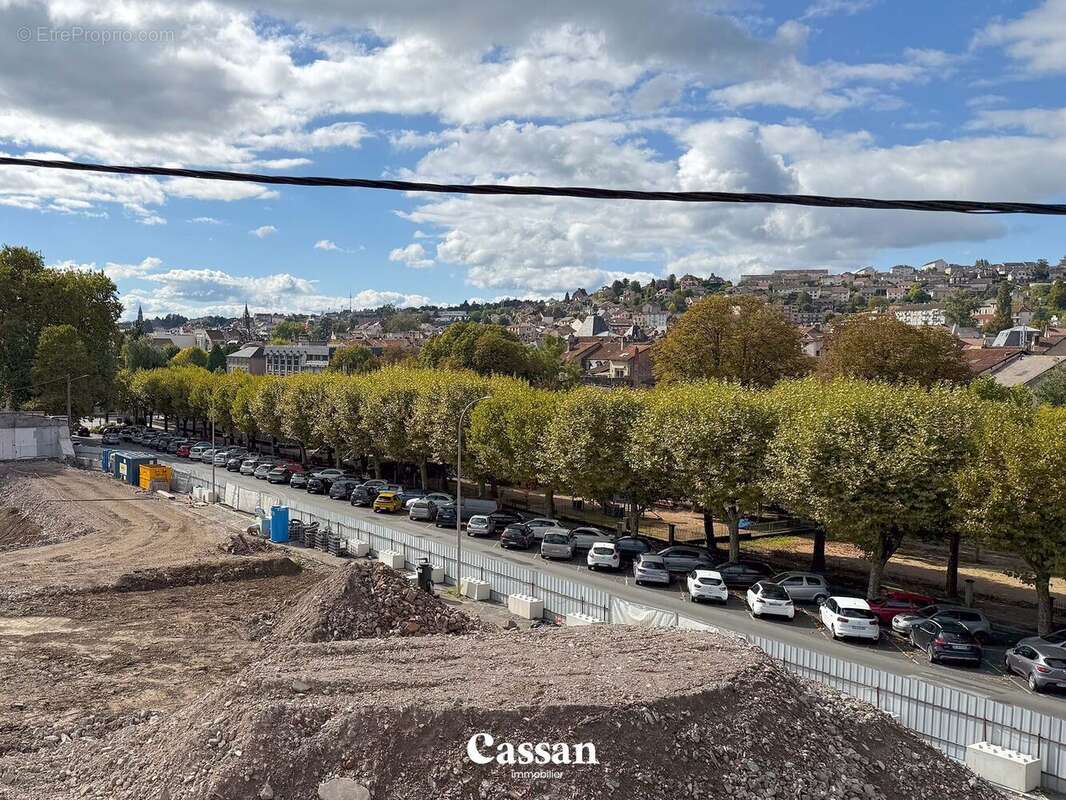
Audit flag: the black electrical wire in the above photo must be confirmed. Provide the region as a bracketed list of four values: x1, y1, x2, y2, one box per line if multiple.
[1, 156, 1064, 216]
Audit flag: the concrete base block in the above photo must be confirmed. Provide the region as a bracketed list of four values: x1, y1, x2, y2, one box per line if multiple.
[155, 490, 175, 500]
[347, 539, 370, 557]
[431, 565, 445, 584]
[565, 612, 602, 626]
[460, 577, 491, 600]
[508, 594, 544, 620]
[377, 550, 405, 569]
[965, 742, 1040, 792]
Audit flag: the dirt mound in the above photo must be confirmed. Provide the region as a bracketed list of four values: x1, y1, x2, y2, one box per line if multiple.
[219, 532, 274, 556]
[0, 472, 97, 552]
[112, 556, 301, 592]
[270, 561, 486, 642]
[17, 627, 999, 800]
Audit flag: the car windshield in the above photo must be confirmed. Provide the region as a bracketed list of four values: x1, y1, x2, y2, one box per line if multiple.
[544, 533, 568, 544]
[640, 556, 665, 568]
[840, 607, 876, 619]
[760, 585, 790, 600]
[1045, 658, 1066, 669]
[698, 577, 722, 586]
[1043, 630, 1066, 645]
[592, 546, 614, 556]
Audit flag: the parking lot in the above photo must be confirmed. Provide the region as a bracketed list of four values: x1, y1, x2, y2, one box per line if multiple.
[82, 438, 1066, 714]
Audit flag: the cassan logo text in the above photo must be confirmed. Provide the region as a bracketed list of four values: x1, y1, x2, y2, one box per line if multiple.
[466, 733, 599, 766]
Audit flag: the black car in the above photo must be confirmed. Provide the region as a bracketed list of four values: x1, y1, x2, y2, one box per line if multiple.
[500, 522, 536, 549]
[910, 619, 982, 665]
[289, 472, 309, 489]
[613, 535, 655, 565]
[306, 469, 349, 494]
[76, 426, 90, 437]
[350, 482, 388, 507]
[226, 452, 248, 471]
[483, 510, 523, 535]
[715, 559, 775, 587]
[434, 503, 458, 528]
[657, 545, 719, 573]
[329, 478, 361, 501]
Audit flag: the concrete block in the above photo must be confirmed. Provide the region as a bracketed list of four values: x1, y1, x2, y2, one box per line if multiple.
[460, 577, 491, 601]
[347, 539, 370, 557]
[377, 550, 405, 570]
[565, 612, 602, 627]
[155, 490, 175, 500]
[508, 594, 544, 620]
[965, 742, 1040, 792]
[431, 565, 445, 584]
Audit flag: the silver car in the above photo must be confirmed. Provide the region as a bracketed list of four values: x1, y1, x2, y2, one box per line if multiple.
[524, 518, 564, 541]
[633, 553, 670, 586]
[540, 531, 575, 560]
[1004, 643, 1066, 693]
[409, 498, 440, 521]
[770, 572, 831, 603]
[891, 605, 992, 641]
[467, 515, 492, 537]
[569, 527, 614, 552]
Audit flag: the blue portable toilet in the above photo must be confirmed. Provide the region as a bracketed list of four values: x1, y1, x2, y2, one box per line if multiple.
[100, 448, 111, 472]
[110, 451, 125, 478]
[126, 455, 156, 486]
[270, 505, 290, 543]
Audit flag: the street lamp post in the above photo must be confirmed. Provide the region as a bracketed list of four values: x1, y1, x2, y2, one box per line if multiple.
[456, 395, 489, 592]
[210, 418, 216, 503]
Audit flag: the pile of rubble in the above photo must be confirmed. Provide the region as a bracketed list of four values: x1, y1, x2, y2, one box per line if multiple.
[270, 561, 487, 642]
[17, 627, 1001, 800]
[218, 533, 274, 556]
[0, 473, 96, 551]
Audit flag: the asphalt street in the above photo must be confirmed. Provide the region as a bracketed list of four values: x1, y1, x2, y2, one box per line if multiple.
[79, 438, 1066, 716]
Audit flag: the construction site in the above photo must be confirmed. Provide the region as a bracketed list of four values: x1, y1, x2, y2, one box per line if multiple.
[0, 461, 1008, 799]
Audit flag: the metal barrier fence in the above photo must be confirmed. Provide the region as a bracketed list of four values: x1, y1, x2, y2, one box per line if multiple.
[149, 466, 1066, 791]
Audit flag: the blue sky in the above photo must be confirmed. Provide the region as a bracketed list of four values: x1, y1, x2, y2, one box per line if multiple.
[0, 0, 1064, 320]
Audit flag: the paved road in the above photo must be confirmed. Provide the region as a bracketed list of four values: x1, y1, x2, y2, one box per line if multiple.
[79, 438, 1066, 716]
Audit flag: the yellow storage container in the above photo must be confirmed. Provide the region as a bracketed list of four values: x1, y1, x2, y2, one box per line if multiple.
[138, 464, 172, 490]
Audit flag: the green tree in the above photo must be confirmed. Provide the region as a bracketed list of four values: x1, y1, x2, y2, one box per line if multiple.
[206, 344, 227, 372]
[329, 344, 378, 374]
[1048, 280, 1066, 311]
[630, 382, 774, 559]
[818, 315, 971, 386]
[904, 284, 932, 303]
[765, 379, 976, 599]
[985, 283, 1014, 335]
[30, 325, 92, 419]
[968, 375, 1033, 408]
[652, 295, 810, 387]
[170, 347, 209, 368]
[278, 372, 331, 462]
[944, 290, 980, 327]
[271, 320, 306, 343]
[122, 337, 171, 371]
[957, 407, 1066, 634]
[420, 322, 532, 378]
[250, 377, 287, 453]
[382, 310, 422, 333]
[1034, 368, 1066, 407]
[231, 375, 263, 448]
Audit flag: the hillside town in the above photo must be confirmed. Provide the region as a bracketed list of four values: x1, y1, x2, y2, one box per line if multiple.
[135, 257, 1066, 392]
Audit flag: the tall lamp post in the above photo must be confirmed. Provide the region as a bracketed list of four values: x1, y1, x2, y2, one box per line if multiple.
[210, 417, 216, 503]
[456, 395, 489, 592]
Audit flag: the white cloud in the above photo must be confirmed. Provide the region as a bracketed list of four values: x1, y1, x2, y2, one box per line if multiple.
[314, 239, 340, 250]
[968, 107, 1066, 136]
[974, 0, 1066, 74]
[50, 256, 163, 281]
[250, 225, 277, 238]
[389, 242, 435, 269]
[190, 216, 223, 224]
[802, 0, 877, 20]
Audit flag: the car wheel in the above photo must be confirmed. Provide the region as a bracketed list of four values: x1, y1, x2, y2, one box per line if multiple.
[928, 644, 938, 664]
[813, 594, 829, 605]
[587, 564, 594, 570]
[635, 579, 642, 586]
[974, 631, 988, 645]
[1029, 673, 1042, 693]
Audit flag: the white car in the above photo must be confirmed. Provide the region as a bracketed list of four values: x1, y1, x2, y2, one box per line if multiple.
[586, 542, 620, 570]
[746, 581, 795, 620]
[687, 569, 729, 604]
[820, 596, 881, 641]
[406, 491, 452, 510]
[524, 518, 564, 541]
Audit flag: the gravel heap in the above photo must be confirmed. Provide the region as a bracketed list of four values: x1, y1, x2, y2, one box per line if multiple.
[269, 561, 487, 642]
[0, 473, 96, 551]
[18, 627, 1002, 800]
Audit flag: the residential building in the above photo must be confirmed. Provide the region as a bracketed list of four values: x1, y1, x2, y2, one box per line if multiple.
[892, 303, 946, 327]
[226, 345, 265, 375]
[562, 340, 655, 387]
[263, 343, 333, 375]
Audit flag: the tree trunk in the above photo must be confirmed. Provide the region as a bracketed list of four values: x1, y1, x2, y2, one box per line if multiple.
[545, 488, 555, 517]
[945, 529, 961, 599]
[725, 504, 741, 562]
[810, 528, 826, 573]
[489, 479, 499, 499]
[1036, 572, 1054, 636]
[418, 460, 429, 490]
[628, 501, 640, 535]
[371, 456, 381, 479]
[866, 527, 904, 600]
[703, 511, 716, 550]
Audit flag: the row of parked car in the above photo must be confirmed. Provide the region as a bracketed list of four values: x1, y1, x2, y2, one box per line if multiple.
[118, 426, 1066, 693]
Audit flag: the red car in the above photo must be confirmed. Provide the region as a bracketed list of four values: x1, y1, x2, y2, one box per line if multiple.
[175, 443, 192, 458]
[867, 590, 937, 626]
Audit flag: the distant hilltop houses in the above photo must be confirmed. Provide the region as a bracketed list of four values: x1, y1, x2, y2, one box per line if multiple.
[128, 256, 1065, 390]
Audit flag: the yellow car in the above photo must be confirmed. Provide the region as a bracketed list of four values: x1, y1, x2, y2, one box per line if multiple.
[373, 491, 403, 513]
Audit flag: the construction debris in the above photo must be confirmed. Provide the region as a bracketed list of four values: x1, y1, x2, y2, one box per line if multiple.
[0, 471, 97, 551]
[219, 533, 274, 556]
[269, 561, 488, 642]
[20, 627, 1002, 800]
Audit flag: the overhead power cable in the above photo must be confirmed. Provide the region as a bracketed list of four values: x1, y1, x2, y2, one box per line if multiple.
[1, 156, 1065, 216]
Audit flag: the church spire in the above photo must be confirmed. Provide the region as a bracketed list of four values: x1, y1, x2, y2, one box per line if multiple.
[243, 303, 252, 331]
